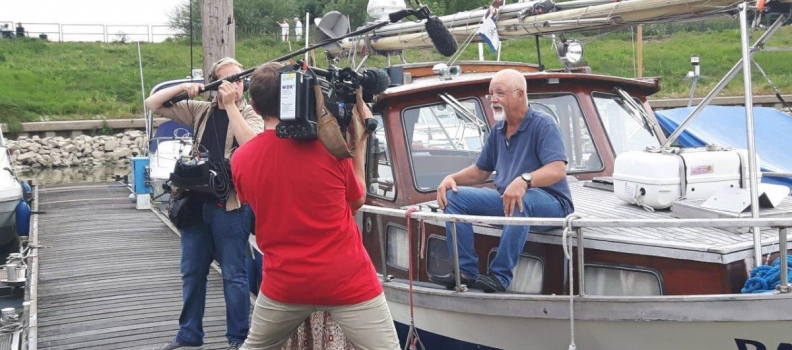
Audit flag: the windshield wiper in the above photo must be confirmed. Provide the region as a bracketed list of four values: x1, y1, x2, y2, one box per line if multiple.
[438, 93, 487, 131]
[426, 108, 459, 150]
[613, 87, 657, 136]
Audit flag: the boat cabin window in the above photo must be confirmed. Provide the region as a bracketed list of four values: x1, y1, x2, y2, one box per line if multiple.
[403, 99, 489, 191]
[487, 249, 544, 294]
[584, 264, 663, 296]
[366, 114, 396, 200]
[592, 92, 661, 155]
[425, 235, 453, 279]
[528, 93, 603, 174]
[386, 224, 409, 271]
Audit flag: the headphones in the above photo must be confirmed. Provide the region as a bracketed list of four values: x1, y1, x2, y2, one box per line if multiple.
[207, 58, 250, 93]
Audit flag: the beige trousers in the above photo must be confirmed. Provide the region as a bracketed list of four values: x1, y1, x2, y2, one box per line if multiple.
[241, 292, 401, 350]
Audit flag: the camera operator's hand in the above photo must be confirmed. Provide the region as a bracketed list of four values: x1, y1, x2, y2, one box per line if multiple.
[218, 81, 240, 109]
[182, 83, 205, 98]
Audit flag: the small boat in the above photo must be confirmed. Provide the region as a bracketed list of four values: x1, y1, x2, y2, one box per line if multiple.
[0, 126, 28, 247]
[145, 78, 198, 203]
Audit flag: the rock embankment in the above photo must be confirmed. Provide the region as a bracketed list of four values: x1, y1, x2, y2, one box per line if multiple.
[7, 131, 147, 169]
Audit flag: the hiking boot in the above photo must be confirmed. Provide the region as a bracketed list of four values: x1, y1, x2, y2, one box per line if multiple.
[151, 339, 202, 350]
[225, 343, 242, 350]
[476, 273, 506, 293]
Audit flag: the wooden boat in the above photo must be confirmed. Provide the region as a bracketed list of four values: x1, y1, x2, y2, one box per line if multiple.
[330, 1, 792, 345]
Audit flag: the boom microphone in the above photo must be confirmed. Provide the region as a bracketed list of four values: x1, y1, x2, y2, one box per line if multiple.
[359, 69, 390, 95]
[424, 16, 459, 57]
[388, 6, 459, 57]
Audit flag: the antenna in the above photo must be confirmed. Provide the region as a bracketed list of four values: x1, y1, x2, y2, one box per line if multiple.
[314, 11, 351, 58]
[189, 0, 194, 79]
[137, 41, 150, 148]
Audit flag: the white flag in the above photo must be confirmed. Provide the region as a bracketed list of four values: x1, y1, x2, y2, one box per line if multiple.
[477, 13, 500, 54]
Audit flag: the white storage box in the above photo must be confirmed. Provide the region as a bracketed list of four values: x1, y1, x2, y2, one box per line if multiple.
[613, 148, 760, 209]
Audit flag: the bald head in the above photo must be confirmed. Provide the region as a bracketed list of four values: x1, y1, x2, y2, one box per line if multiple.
[488, 69, 529, 123]
[492, 69, 527, 93]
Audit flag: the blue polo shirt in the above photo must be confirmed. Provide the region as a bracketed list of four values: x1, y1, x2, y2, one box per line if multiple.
[475, 108, 574, 214]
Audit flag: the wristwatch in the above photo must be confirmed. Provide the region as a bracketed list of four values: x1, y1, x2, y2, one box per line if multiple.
[364, 118, 378, 133]
[521, 173, 532, 188]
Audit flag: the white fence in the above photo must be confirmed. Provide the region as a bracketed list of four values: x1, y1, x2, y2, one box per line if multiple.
[0, 21, 178, 42]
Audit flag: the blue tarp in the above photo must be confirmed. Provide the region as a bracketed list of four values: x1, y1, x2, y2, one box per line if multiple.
[654, 106, 792, 189]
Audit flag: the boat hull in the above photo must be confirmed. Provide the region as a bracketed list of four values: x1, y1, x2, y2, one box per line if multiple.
[383, 283, 792, 350]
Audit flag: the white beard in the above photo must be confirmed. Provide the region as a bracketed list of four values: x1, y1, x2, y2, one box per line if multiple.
[493, 110, 505, 121]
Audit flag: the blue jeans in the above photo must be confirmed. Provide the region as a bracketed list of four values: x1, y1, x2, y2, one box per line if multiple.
[444, 187, 567, 288]
[177, 202, 252, 345]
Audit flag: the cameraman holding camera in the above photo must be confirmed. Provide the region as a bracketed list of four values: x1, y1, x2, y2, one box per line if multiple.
[146, 57, 263, 350]
[231, 63, 400, 350]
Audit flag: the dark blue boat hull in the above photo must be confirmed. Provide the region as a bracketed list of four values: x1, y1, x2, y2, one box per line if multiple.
[394, 321, 502, 350]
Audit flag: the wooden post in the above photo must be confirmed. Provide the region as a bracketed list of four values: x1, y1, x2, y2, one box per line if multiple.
[637, 24, 643, 78]
[201, 0, 235, 84]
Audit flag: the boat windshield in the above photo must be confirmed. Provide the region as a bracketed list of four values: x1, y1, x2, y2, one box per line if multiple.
[592, 92, 661, 154]
[403, 98, 489, 191]
[403, 94, 603, 192]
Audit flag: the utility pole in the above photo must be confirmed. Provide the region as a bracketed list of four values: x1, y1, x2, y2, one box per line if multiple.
[637, 24, 643, 77]
[201, 0, 235, 84]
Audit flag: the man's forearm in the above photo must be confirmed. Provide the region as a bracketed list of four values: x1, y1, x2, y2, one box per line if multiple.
[525, 161, 567, 188]
[450, 165, 490, 186]
[227, 107, 257, 145]
[145, 85, 185, 110]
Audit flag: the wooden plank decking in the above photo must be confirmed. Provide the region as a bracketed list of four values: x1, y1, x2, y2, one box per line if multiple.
[33, 182, 235, 350]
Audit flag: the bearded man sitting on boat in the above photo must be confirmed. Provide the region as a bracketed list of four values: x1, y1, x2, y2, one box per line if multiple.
[436, 69, 574, 293]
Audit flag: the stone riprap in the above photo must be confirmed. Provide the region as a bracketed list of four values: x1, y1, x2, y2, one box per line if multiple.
[8, 130, 147, 169]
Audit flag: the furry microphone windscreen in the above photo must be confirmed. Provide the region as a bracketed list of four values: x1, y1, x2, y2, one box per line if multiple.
[360, 69, 391, 95]
[424, 16, 458, 57]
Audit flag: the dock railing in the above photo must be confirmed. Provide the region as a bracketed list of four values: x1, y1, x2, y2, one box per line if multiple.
[359, 205, 792, 295]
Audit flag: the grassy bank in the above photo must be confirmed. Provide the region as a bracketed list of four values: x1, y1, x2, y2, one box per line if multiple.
[1, 25, 791, 123]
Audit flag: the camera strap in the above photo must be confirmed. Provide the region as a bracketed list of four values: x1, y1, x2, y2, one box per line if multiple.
[192, 107, 212, 157]
[315, 86, 365, 159]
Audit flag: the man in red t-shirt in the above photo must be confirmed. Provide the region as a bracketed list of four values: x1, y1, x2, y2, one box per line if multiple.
[232, 63, 400, 350]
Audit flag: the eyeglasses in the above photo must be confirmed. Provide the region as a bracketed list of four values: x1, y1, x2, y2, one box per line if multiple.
[485, 89, 521, 101]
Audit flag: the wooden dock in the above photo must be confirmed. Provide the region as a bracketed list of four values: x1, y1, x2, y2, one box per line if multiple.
[30, 182, 238, 350]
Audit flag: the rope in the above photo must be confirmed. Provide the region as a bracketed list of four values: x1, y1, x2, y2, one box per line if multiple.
[562, 214, 583, 350]
[742, 256, 792, 293]
[403, 207, 425, 350]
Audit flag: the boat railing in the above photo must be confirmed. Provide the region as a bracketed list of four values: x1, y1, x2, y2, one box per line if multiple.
[359, 205, 792, 295]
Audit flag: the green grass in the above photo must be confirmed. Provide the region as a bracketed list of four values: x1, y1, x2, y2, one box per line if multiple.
[1, 26, 791, 122]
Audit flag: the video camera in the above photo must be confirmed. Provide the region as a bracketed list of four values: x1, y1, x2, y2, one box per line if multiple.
[275, 62, 389, 140]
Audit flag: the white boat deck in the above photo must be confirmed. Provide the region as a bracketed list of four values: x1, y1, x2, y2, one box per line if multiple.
[422, 181, 792, 263]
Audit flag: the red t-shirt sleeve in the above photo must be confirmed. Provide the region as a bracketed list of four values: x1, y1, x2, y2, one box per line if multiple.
[343, 159, 364, 202]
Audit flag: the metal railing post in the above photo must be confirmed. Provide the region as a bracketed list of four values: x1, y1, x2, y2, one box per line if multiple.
[739, 2, 764, 269]
[576, 227, 585, 296]
[451, 222, 466, 292]
[779, 227, 790, 293]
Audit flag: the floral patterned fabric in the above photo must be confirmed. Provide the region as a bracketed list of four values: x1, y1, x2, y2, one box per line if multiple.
[281, 312, 355, 350]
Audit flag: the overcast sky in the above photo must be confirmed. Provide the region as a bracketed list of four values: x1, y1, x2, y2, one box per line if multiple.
[2, 0, 186, 41]
[3, 0, 184, 25]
